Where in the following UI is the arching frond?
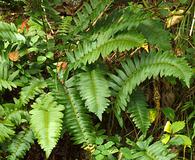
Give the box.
[30,93,64,158]
[110,53,192,126]
[68,32,146,69]
[7,129,34,160]
[77,70,110,120]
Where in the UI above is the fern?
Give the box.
[0,59,17,91]
[16,79,47,108]
[7,110,30,126]
[0,122,15,143]
[110,53,192,126]
[138,20,171,51]
[91,3,149,41]
[0,21,25,42]
[72,0,113,35]
[58,16,72,35]
[144,142,176,160]
[122,137,176,160]
[7,129,34,160]
[30,93,64,158]
[77,69,110,120]
[68,31,146,69]
[127,91,151,134]
[47,78,96,145]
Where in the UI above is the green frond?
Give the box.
[127,91,151,134]
[0,21,25,42]
[144,142,176,160]
[0,59,17,91]
[91,3,149,40]
[30,93,64,158]
[7,129,34,160]
[138,20,171,51]
[122,137,176,160]
[0,122,15,143]
[68,32,146,69]
[0,79,17,91]
[17,79,47,107]
[72,0,113,34]
[58,16,72,35]
[77,70,110,120]
[110,53,192,126]
[47,78,96,145]
[0,59,9,80]
[7,110,30,126]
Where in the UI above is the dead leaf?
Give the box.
[57,61,68,72]
[8,51,20,62]
[18,19,30,33]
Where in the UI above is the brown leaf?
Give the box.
[57,61,68,72]
[8,51,20,62]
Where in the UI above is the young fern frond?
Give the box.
[127,91,151,134]
[16,79,47,108]
[77,70,110,120]
[47,78,96,145]
[0,21,25,42]
[110,53,192,126]
[30,93,64,158]
[7,129,34,160]
[68,32,146,69]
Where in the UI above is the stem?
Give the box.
[142,0,150,8]
[189,7,195,36]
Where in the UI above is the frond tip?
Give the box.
[128,91,151,134]
[77,70,110,120]
[30,93,64,158]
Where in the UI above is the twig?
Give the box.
[189,7,195,36]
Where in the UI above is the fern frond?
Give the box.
[7,110,30,126]
[127,91,151,134]
[0,122,15,143]
[72,0,113,34]
[144,142,176,160]
[7,129,34,160]
[91,3,149,41]
[17,79,47,107]
[0,59,17,91]
[47,78,96,145]
[68,32,146,69]
[58,16,72,35]
[0,79,17,91]
[138,20,171,51]
[77,70,110,120]
[110,53,192,126]
[0,21,25,42]
[30,93,64,158]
